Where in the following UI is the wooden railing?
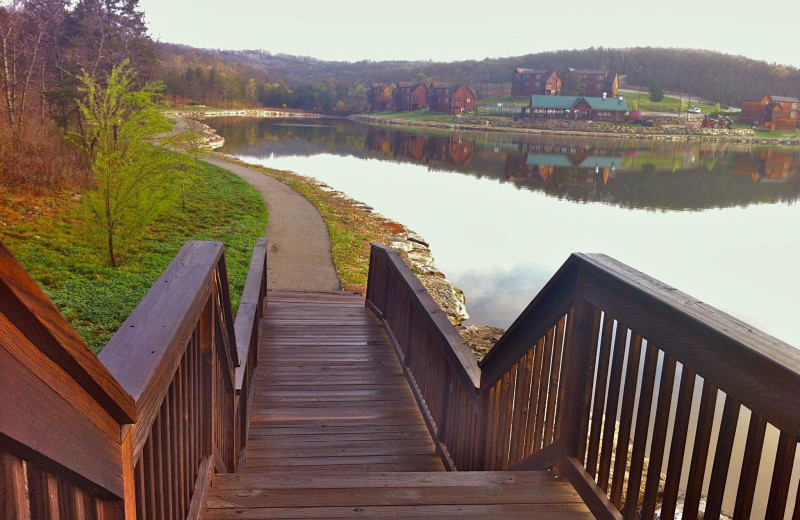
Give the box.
[1,238,267,520]
[367,243,800,520]
[366,244,481,470]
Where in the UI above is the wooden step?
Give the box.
[203,471,594,519]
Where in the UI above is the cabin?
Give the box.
[568,69,619,98]
[427,83,477,114]
[511,68,562,97]
[393,82,428,112]
[529,94,629,122]
[733,149,799,182]
[739,94,800,131]
[366,83,393,111]
[427,135,475,165]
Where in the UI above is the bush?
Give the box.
[0,120,89,191]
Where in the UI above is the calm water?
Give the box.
[212,117,800,348]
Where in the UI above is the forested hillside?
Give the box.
[0,0,156,191]
[160,44,800,110]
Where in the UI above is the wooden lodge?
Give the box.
[5,224,800,520]
[393,82,428,112]
[530,94,629,122]
[569,69,619,98]
[427,83,477,114]
[366,83,393,111]
[740,94,800,131]
[512,68,562,97]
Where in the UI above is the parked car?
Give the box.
[688,107,702,114]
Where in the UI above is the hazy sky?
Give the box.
[137,0,800,68]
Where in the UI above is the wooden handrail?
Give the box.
[232,237,267,471]
[366,244,480,470]
[1,240,135,517]
[367,245,800,519]
[1,239,267,520]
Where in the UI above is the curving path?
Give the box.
[203,156,341,293]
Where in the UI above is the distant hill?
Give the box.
[160,44,800,108]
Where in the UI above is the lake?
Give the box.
[211,117,800,349]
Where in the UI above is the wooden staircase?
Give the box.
[201,292,592,519]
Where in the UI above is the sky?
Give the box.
[137,0,800,68]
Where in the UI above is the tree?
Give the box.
[649,81,664,102]
[169,119,205,209]
[561,70,583,96]
[74,61,174,267]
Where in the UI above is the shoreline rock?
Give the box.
[349,114,800,146]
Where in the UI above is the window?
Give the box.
[597,74,604,80]
[536,82,541,87]
[793,103,798,109]
[791,112,797,119]
[597,83,603,89]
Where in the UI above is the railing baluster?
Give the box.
[586,314,614,476]
[660,367,697,520]
[765,431,797,518]
[543,315,567,447]
[622,341,659,518]
[508,351,534,463]
[533,327,556,451]
[610,333,642,508]
[640,355,677,519]
[598,324,628,492]
[704,395,741,519]
[682,380,718,520]
[733,413,767,519]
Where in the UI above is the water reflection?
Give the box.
[212,117,800,348]
[211,117,800,211]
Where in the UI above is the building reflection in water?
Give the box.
[213,118,800,211]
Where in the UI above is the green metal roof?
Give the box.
[530,95,628,111]
[530,95,581,109]
[585,97,629,111]
[526,154,575,167]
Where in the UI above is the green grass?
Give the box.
[372,110,457,123]
[621,90,720,114]
[1,159,267,353]
[478,96,530,107]
[752,128,800,138]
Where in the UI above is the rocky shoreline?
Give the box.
[350,113,800,146]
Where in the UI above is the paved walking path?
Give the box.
[203,156,341,293]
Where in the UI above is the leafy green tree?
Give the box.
[649,81,664,102]
[74,61,174,266]
[167,119,207,209]
[561,70,583,96]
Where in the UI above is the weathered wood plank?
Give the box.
[0,242,135,424]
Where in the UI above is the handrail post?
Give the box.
[475,388,491,470]
[557,273,598,465]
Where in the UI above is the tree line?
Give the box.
[0,0,156,189]
[172,45,800,108]
[159,44,368,112]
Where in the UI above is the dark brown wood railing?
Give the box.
[367,243,800,520]
[1,241,136,519]
[1,238,266,520]
[366,245,481,470]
